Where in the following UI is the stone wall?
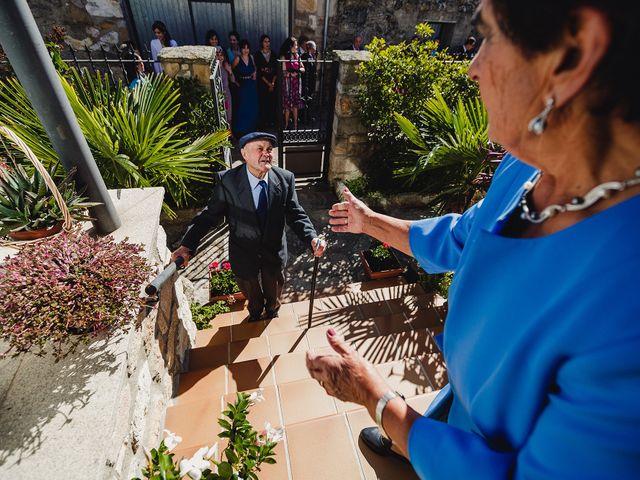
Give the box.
[25,0,128,52]
[294,0,479,53]
[327,50,372,185]
[0,188,197,480]
[158,46,216,89]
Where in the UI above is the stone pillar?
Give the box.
[158,45,216,89]
[328,50,372,186]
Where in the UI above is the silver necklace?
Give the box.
[519,168,640,223]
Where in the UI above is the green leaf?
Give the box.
[217,462,233,479]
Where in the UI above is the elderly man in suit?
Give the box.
[171,132,326,321]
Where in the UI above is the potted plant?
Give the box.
[135,390,282,480]
[0,231,151,358]
[0,158,97,240]
[208,261,246,304]
[360,241,404,280]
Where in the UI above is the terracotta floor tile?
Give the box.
[346,409,419,480]
[306,321,376,349]
[308,306,363,329]
[269,330,310,355]
[354,329,430,365]
[222,384,281,432]
[287,414,363,480]
[359,300,392,319]
[194,325,232,348]
[227,356,276,393]
[334,397,364,413]
[372,313,412,336]
[311,345,335,356]
[406,390,441,415]
[408,308,441,330]
[213,311,243,327]
[305,326,332,349]
[385,298,406,315]
[418,336,448,389]
[375,358,433,399]
[278,378,337,425]
[272,353,312,384]
[189,344,229,371]
[175,367,226,405]
[263,309,304,336]
[229,336,270,363]
[231,320,267,342]
[164,398,222,449]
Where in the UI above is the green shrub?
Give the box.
[394,87,498,213]
[356,23,480,191]
[420,272,454,299]
[343,176,369,198]
[0,71,229,217]
[190,302,230,330]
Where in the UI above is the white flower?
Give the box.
[163,429,183,451]
[248,388,265,404]
[203,442,219,461]
[179,446,210,480]
[143,447,153,462]
[262,421,285,443]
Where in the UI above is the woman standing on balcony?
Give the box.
[150,20,177,74]
[232,39,258,138]
[308,1,640,478]
[280,36,305,130]
[255,34,277,128]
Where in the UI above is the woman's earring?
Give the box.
[528,96,555,135]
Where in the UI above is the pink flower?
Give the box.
[383,243,390,249]
[222,262,231,270]
[209,261,219,271]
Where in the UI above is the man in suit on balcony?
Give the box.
[171,132,326,321]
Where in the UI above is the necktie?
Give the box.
[256,180,268,229]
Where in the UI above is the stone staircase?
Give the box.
[163,276,448,480]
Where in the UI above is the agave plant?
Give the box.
[0,158,96,235]
[394,87,500,213]
[0,69,229,217]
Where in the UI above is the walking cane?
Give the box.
[307,255,320,329]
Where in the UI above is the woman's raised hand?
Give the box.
[306,328,388,406]
[328,187,371,234]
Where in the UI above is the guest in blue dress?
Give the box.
[306,1,640,478]
[231,39,258,138]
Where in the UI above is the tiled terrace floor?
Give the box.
[164,277,448,479]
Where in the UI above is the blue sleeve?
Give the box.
[408,418,514,479]
[408,201,482,273]
[408,337,640,480]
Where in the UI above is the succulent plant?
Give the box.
[0,159,98,236]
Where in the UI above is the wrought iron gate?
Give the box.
[276,57,338,181]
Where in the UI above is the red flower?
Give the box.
[209,261,219,271]
[222,262,231,270]
[382,243,390,249]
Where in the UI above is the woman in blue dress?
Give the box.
[231,39,258,138]
[306,0,640,479]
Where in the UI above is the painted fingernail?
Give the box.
[327,328,336,337]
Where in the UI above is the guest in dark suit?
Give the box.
[451,36,477,60]
[171,132,326,321]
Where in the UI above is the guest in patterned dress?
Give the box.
[280,36,305,130]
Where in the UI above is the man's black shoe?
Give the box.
[359,427,409,464]
[247,312,263,322]
[264,309,280,319]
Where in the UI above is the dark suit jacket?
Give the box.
[180,164,317,279]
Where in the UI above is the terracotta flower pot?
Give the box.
[209,290,247,304]
[8,221,63,241]
[360,249,404,280]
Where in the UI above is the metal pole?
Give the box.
[307,256,320,329]
[0,0,120,233]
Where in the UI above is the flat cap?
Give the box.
[238,132,277,149]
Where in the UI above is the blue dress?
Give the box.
[233,55,258,137]
[407,155,640,479]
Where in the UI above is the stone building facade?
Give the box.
[26,0,127,52]
[296,0,479,53]
[21,0,478,56]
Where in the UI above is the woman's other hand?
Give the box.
[306,328,388,406]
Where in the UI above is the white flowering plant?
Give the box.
[133,390,281,480]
